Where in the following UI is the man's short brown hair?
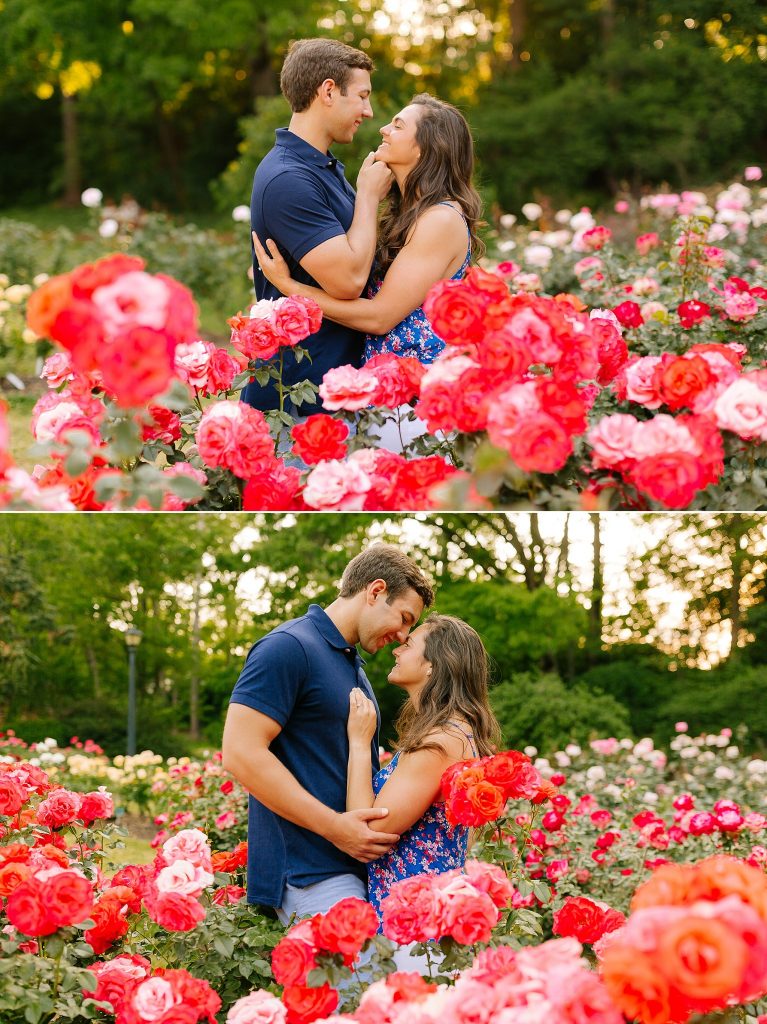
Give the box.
[280,38,374,113]
[339,544,434,607]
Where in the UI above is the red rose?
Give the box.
[484,751,541,800]
[242,462,303,512]
[70,254,146,298]
[142,404,182,444]
[145,891,206,931]
[591,319,629,385]
[552,896,626,944]
[630,451,707,508]
[99,326,176,408]
[271,920,318,986]
[50,302,105,374]
[423,279,488,344]
[291,414,349,464]
[655,355,714,411]
[85,897,130,954]
[6,879,57,936]
[282,984,338,1024]
[677,300,711,329]
[228,315,284,361]
[501,413,574,474]
[45,871,95,927]
[210,884,246,906]
[0,777,26,816]
[313,897,378,962]
[613,301,644,329]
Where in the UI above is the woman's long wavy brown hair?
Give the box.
[393,614,501,758]
[376,94,485,276]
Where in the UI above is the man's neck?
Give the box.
[323,597,359,646]
[288,113,332,156]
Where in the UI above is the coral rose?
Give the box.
[291,415,348,464]
[281,984,338,1024]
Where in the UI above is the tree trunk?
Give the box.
[61,92,81,206]
[155,108,186,207]
[189,573,201,741]
[589,513,603,651]
[85,644,101,699]
[249,26,277,102]
[507,0,527,69]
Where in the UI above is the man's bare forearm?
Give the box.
[225,745,339,837]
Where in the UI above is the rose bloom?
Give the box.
[635,233,661,256]
[713,376,767,440]
[582,225,612,251]
[36,788,82,827]
[318,364,379,411]
[613,300,644,329]
[313,897,378,962]
[291,414,348,464]
[631,452,708,508]
[99,325,176,408]
[724,292,759,322]
[196,402,274,480]
[655,354,715,411]
[242,461,303,512]
[145,890,206,932]
[162,828,212,870]
[79,789,114,824]
[155,859,214,898]
[281,984,338,1024]
[588,414,640,468]
[381,874,444,944]
[552,896,626,944]
[677,299,711,329]
[227,990,287,1024]
[302,458,372,511]
[436,875,499,944]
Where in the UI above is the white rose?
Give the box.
[521,202,542,221]
[81,187,103,208]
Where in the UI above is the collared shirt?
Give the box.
[242,129,367,413]
[230,604,380,907]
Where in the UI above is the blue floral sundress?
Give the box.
[363,203,471,366]
[367,722,477,926]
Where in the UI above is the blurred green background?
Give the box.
[1,0,765,218]
[2,511,766,758]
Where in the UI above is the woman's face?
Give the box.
[388,623,432,689]
[375,104,423,173]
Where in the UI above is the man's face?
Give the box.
[357,584,424,655]
[329,69,373,144]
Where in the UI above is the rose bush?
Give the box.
[3,169,767,511]
[2,724,767,1023]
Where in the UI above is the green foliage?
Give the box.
[661,664,767,750]
[491,671,632,751]
[576,645,673,740]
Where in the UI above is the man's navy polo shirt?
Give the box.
[241,129,367,413]
[230,604,381,908]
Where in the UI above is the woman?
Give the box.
[345,613,500,925]
[253,94,484,366]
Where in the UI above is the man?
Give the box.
[222,544,434,924]
[242,38,392,414]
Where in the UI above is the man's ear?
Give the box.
[367,579,388,604]
[318,78,337,106]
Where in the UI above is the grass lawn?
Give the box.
[4,390,39,472]
[106,832,155,870]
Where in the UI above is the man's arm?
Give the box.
[221,702,399,862]
[299,155,392,300]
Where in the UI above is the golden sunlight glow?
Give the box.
[35,82,55,100]
[122,20,134,34]
[60,61,102,97]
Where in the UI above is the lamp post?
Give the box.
[125,627,143,756]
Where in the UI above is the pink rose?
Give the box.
[155,859,214,898]
[724,293,759,322]
[227,990,288,1024]
[624,356,664,408]
[714,377,767,440]
[132,977,175,1021]
[79,789,114,824]
[91,271,170,334]
[318,365,379,411]
[40,352,76,387]
[745,166,763,181]
[36,789,82,828]
[587,414,640,468]
[303,459,372,511]
[175,340,215,389]
[196,402,274,480]
[630,415,698,459]
[162,828,212,870]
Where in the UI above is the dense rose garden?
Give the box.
[0,168,766,511]
[1,724,766,1023]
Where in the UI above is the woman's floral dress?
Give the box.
[367,723,477,926]
[363,205,471,365]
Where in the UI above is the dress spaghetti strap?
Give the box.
[445,719,478,758]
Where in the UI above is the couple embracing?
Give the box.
[222,545,500,945]
[241,37,483,431]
